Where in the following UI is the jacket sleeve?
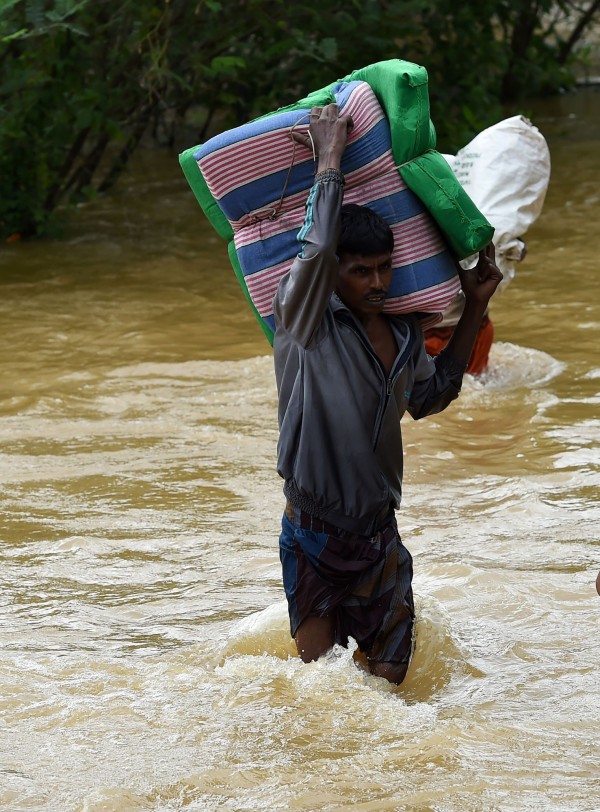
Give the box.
[273,176,343,348]
[406,326,467,420]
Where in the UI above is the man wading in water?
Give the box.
[274,104,502,685]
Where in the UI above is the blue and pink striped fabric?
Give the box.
[194,81,460,331]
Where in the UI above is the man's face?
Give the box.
[336,252,393,320]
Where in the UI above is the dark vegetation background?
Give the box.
[1,0,599,239]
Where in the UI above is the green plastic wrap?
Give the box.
[343,61,494,256]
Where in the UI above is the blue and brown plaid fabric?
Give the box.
[279,502,414,665]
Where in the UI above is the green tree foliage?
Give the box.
[1,0,599,239]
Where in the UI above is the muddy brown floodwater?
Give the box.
[1,88,599,811]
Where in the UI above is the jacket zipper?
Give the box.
[340,317,412,449]
[373,365,402,449]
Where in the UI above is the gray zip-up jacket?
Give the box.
[273,175,467,536]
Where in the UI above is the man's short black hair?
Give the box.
[337,203,394,258]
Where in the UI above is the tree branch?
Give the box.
[557,0,600,64]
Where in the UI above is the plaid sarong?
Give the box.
[279,502,414,665]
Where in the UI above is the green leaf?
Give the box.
[1,26,28,42]
[210,55,246,75]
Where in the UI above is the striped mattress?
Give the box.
[190,80,462,337]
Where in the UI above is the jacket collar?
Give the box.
[330,292,413,361]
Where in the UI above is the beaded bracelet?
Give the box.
[314,168,345,185]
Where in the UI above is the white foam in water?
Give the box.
[219,595,478,702]
[467,341,565,390]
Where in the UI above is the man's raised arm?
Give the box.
[273,105,353,347]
